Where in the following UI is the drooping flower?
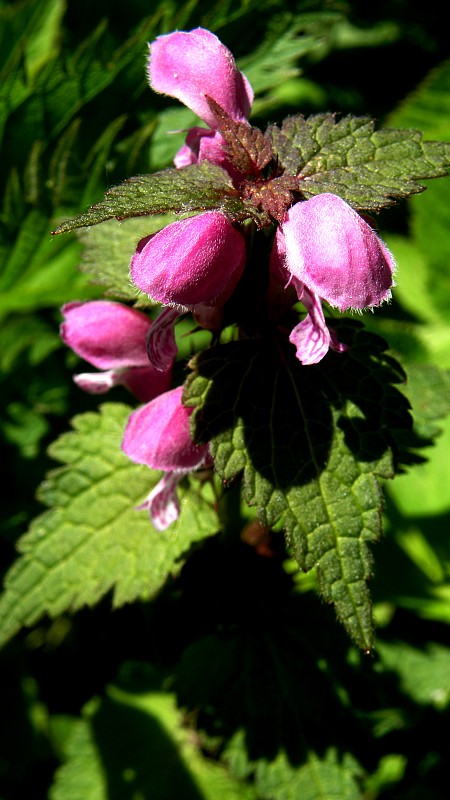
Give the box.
[60,301,173,401]
[271,193,395,365]
[131,211,246,307]
[131,211,247,369]
[148,27,253,171]
[149,27,253,128]
[122,386,212,530]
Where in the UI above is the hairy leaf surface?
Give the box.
[268,114,450,209]
[0,403,218,648]
[52,163,249,234]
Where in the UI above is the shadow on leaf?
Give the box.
[185,320,421,490]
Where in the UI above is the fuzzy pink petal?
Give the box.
[174,128,241,180]
[131,212,246,308]
[61,301,151,368]
[149,28,253,128]
[145,306,182,372]
[282,194,395,311]
[138,472,182,531]
[289,287,347,366]
[122,386,210,471]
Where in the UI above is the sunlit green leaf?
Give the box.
[0,403,218,647]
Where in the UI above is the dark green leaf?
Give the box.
[183,323,413,649]
[50,677,257,800]
[52,163,249,234]
[268,114,450,210]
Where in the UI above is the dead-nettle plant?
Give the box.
[47,29,450,649]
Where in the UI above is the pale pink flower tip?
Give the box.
[60,300,173,402]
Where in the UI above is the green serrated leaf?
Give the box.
[0,403,218,648]
[183,324,412,649]
[253,748,363,800]
[52,163,248,234]
[224,733,363,800]
[268,114,450,210]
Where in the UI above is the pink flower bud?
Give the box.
[122,386,212,530]
[173,128,241,181]
[122,386,209,472]
[60,301,173,402]
[281,194,395,312]
[130,212,246,308]
[60,301,151,369]
[149,28,253,129]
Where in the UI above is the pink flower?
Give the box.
[122,386,212,530]
[149,27,253,128]
[148,27,253,171]
[130,212,246,370]
[131,211,246,307]
[60,301,173,402]
[271,194,395,365]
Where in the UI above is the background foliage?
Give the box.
[1,0,449,797]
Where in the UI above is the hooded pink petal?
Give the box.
[289,287,347,365]
[145,306,182,372]
[60,301,151,369]
[130,211,246,308]
[122,386,210,471]
[173,128,241,180]
[149,28,253,129]
[270,229,347,365]
[282,194,395,311]
[137,473,182,531]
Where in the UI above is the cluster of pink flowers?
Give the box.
[61,28,395,530]
[61,301,210,530]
